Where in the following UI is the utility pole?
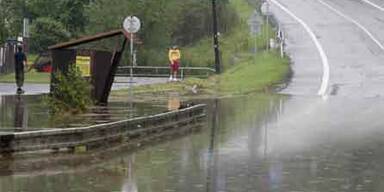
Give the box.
[22,0,30,53]
[212,0,221,74]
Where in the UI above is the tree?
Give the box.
[0,0,25,43]
[30,17,70,53]
[85,0,236,66]
[26,0,90,35]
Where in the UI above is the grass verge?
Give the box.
[0,70,50,84]
[111,0,290,100]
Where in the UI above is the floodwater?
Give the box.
[2,94,384,191]
[0,95,166,130]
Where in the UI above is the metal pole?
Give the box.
[266,2,269,50]
[130,33,134,83]
[212,0,221,74]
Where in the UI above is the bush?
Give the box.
[48,64,92,114]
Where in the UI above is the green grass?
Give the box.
[0,53,50,83]
[112,0,290,99]
[219,51,289,94]
[0,70,50,84]
[182,0,275,71]
[112,51,289,98]
[27,54,38,64]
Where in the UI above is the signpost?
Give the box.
[261,1,270,50]
[123,16,141,83]
[123,16,141,114]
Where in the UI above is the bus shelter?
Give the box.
[48,29,140,104]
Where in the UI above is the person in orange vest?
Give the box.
[168,46,181,81]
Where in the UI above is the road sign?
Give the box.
[261,2,270,15]
[123,16,141,34]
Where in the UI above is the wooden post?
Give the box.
[99,37,128,104]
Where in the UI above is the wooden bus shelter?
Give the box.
[48,29,140,105]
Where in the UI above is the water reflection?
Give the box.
[0,95,166,130]
[167,92,181,111]
[13,95,27,129]
[121,155,138,192]
[3,95,384,191]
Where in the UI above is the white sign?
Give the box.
[123,16,141,33]
[261,2,270,15]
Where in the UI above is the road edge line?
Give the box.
[318,0,384,51]
[361,0,384,12]
[269,0,330,96]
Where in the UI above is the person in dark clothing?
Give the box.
[14,46,27,94]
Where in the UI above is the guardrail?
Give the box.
[0,104,207,154]
[116,66,216,79]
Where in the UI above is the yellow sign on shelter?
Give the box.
[76,56,91,77]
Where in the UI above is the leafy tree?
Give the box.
[30,17,70,53]
[26,0,90,35]
[0,0,25,43]
[85,0,237,66]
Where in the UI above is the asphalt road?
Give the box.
[268,0,384,144]
[0,77,167,96]
[3,2,384,191]
[267,0,384,152]
[258,0,384,190]
[271,0,384,97]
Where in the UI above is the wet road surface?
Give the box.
[2,96,384,191]
[271,0,384,97]
[2,1,384,191]
[0,94,167,130]
[0,77,168,96]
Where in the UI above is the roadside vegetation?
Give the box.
[0,70,50,83]
[0,54,49,83]
[112,0,290,100]
[47,65,92,114]
[1,0,290,105]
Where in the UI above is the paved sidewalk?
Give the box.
[0,83,49,96]
[0,77,168,96]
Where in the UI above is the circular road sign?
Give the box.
[261,2,270,15]
[123,16,141,33]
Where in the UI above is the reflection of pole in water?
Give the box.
[263,119,268,159]
[206,98,220,192]
[128,81,134,119]
[121,154,138,192]
[14,95,27,129]
[167,92,180,111]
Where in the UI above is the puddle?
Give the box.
[2,94,384,191]
[0,94,167,130]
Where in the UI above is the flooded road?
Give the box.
[3,0,384,191]
[0,95,166,130]
[2,95,384,191]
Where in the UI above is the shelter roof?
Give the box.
[48,29,141,50]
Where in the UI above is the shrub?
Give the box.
[48,64,92,114]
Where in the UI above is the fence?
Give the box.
[116,66,216,79]
[0,43,17,74]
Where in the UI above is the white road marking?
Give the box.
[361,0,384,12]
[269,0,330,96]
[318,0,384,51]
